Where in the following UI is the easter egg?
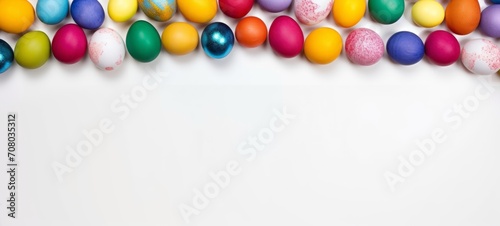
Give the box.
[52,24,87,64]
[368,0,404,24]
[0,40,14,74]
[235,16,267,48]
[269,16,304,58]
[219,0,253,19]
[201,22,235,59]
[345,28,384,66]
[71,0,105,30]
[492,0,500,3]
[36,0,69,25]
[258,0,292,12]
[333,0,365,28]
[178,0,217,23]
[138,0,175,22]
[480,5,500,38]
[0,0,35,34]
[162,22,199,55]
[126,20,162,62]
[424,30,460,66]
[411,0,444,28]
[445,0,480,35]
[461,39,500,75]
[108,0,137,22]
[386,31,424,65]
[14,31,51,69]
[89,28,125,71]
[295,0,333,25]
[304,27,342,64]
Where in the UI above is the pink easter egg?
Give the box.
[425,30,460,66]
[345,28,384,66]
[268,16,304,58]
[52,24,87,64]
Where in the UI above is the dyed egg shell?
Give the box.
[424,30,460,66]
[480,5,500,38]
[220,0,253,19]
[126,20,161,62]
[333,0,365,28]
[138,0,175,22]
[0,40,14,74]
[108,0,137,22]
[445,0,480,35]
[178,0,217,23]
[235,16,267,48]
[304,27,342,64]
[269,16,304,58]
[386,31,424,65]
[52,24,87,64]
[411,0,444,28]
[89,28,125,71]
[201,22,235,59]
[368,0,404,24]
[258,0,292,12]
[461,39,500,75]
[0,0,35,34]
[71,0,105,30]
[161,22,199,55]
[295,0,333,25]
[14,31,51,69]
[36,0,69,25]
[345,28,384,66]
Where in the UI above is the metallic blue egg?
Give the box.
[0,39,14,74]
[201,22,235,59]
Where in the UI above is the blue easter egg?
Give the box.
[36,0,69,25]
[71,0,105,30]
[0,39,14,74]
[491,0,500,4]
[201,22,235,59]
[387,31,424,65]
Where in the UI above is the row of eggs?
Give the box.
[1,17,499,75]
[1,0,500,37]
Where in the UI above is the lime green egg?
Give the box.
[14,31,51,69]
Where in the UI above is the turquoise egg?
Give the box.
[36,0,69,25]
[0,39,14,74]
[138,0,176,22]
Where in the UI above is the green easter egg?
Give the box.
[368,0,405,24]
[14,31,51,69]
[126,20,162,62]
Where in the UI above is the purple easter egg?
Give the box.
[258,0,292,12]
[480,5,500,38]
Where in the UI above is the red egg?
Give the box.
[269,16,304,58]
[219,0,254,19]
[425,30,460,66]
[52,24,87,64]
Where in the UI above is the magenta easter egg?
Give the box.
[345,28,384,66]
[424,30,460,66]
[269,16,304,58]
[219,0,254,18]
[52,24,87,64]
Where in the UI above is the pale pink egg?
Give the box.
[461,39,500,75]
[294,0,333,25]
[89,27,125,71]
[345,28,384,66]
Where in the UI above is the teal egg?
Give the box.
[0,39,14,74]
[36,0,69,25]
[138,0,176,22]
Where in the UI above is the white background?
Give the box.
[1,0,500,225]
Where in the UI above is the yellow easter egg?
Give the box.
[304,27,343,64]
[412,0,444,28]
[162,22,199,55]
[0,0,35,34]
[178,0,218,23]
[333,0,366,28]
[108,0,138,22]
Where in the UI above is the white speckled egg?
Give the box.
[461,38,500,75]
[294,0,333,25]
[89,28,125,71]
